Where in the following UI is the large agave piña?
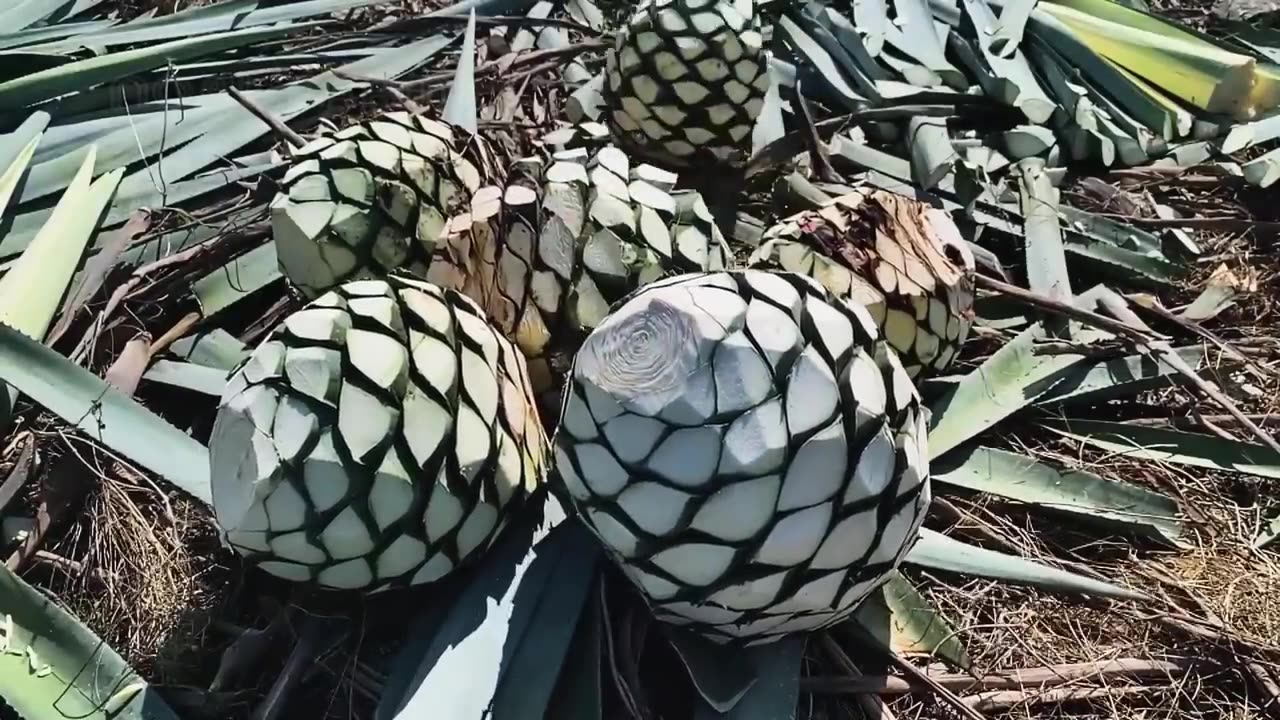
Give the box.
[270,110,500,299]
[553,270,929,643]
[603,0,770,169]
[748,191,976,380]
[208,275,547,591]
[428,125,732,394]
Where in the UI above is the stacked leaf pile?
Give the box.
[0,1,1278,719]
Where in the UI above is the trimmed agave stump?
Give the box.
[208,276,547,592]
[552,270,930,644]
[750,191,977,380]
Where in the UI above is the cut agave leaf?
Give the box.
[927,318,1108,458]
[1044,419,1280,481]
[0,323,211,504]
[441,9,478,133]
[167,328,249,371]
[487,523,602,720]
[377,495,599,720]
[853,571,971,669]
[666,626,758,712]
[933,445,1185,545]
[906,529,1147,600]
[1035,346,1201,405]
[0,112,48,213]
[191,241,281,319]
[1015,157,1072,306]
[0,562,181,720]
[141,359,229,397]
[693,636,805,720]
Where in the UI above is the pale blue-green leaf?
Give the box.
[933,445,1184,545]
[442,10,478,133]
[0,20,116,51]
[1044,419,1280,481]
[0,24,316,109]
[666,627,757,712]
[192,241,281,319]
[0,0,77,32]
[5,36,448,255]
[168,328,249,371]
[488,522,602,719]
[853,571,970,668]
[377,495,592,720]
[1034,346,1200,406]
[1016,157,1072,305]
[0,323,210,504]
[0,561,182,720]
[0,111,48,176]
[542,588,602,720]
[23,0,387,52]
[142,359,228,396]
[926,321,1107,459]
[693,637,804,720]
[905,529,1146,600]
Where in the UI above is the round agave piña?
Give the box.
[748,190,976,379]
[270,111,497,299]
[208,275,547,591]
[552,270,930,643]
[428,124,732,394]
[604,0,770,169]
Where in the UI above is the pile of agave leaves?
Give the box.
[2,0,1280,718]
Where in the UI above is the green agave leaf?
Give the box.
[0,23,315,110]
[926,320,1107,459]
[441,10,478,133]
[0,562,180,720]
[0,0,79,32]
[905,529,1147,600]
[666,626,758,713]
[693,636,804,720]
[0,112,47,213]
[853,571,971,668]
[167,328,249,371]
[377,496,600,720]
[0,323,211,504]
[141,360,228,397]
[542,588,602,720]
[1043,418,1280,481]
[488,522,603,719]
[933,445,1184,545]
[1034,346,1201,405]
[192,241,281,319]
[1016,157,1073,307]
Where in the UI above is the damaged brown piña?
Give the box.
[748,191,977,380]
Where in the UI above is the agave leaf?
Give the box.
[543,589,603,720]
[487,523,603,719]
[0,323,211,504]
[693,637,805,720]
[906,529,1147,600]
[956,0,1055,122]
[666,627,757,712]
[167,328,249,371]
[5,36,449,259]
[378,496,600,720]
[442,9,478,133]
[0,562,181,720]
[926,318,1107,458]
[934,445,1184,544]
[1253,514,1280,549]
[790,3,882,100]
[1035,346,1200,405]
[0,0,81,32]
[0,112,47,213]
[21,0,386,52]
[906,116,958,189]
[1015,157,1072,305]
[750,64,787,160]
[778,15,868,110]
[853,571,971,668]
[0,150,121,341]
[885,0,966,87]
[0,24,315,110]
[141,360,228,397]
[192,241,282,319]
[1044,419,1280,481]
